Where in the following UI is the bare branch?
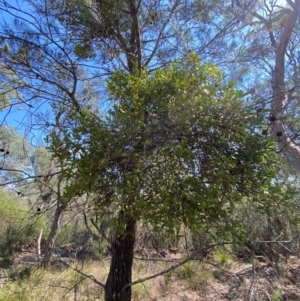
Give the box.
[58,259,105,288]
[0,168,61,186]
[121,256,196,293]
[144,0,181,67]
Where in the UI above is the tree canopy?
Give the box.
[51,55,285,236]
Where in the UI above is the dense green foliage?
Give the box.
[50,55,288,238]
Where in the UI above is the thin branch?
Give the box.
[82,209,101,241]
[144,0,181,66]
[121,256,196,293]
[58,259,105,288]
[255,234,300,244]
[0,169,61,186]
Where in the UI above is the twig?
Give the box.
[58,259,105,288]
[121,256,195,293]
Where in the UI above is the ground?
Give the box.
[1,251,300,301]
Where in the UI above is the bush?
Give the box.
[213,248,233,268]
[233,202,297,263]
[0,190,45,267]
[56,223,89,246]
[132,283,148,300]
[175,261,212,292]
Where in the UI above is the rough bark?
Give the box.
[271,0,300,171]
[105,216,136,301]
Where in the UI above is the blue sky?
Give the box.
[0,0,31,135]
[0,0,291,145]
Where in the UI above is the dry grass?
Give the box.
[0,254,300,301]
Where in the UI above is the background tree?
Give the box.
[0,127,48,265]
[0,125,77,267]
[0,188,46,268]
[0,126,33,191]
[212,0,300,170]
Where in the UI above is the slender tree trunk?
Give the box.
[41,157,67,268]
[41,204,66,268]
[105,216,136,301]
[271,0,300,171]
[37,228,43,262]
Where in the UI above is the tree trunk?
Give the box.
[41,204,66,268]
[37,228,43,263]
[271,0,300,171]
[105,216,136,301]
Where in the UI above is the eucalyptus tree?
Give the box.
[0,188,46,267]
[0,126,60,260]
[0,126,32,189]
[54,0,260,71]
[0,68,17,110]
[0,127,50,262]
[0,0,102,266]
[263,0,300,171]
[216,0,300,171]
[0,126,84,267]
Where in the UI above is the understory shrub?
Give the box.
[0,190,45,267]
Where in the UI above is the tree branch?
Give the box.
[145,0,181,67]
[127,0,142,71]
[58,259,105,288]
[120,256,197,293]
